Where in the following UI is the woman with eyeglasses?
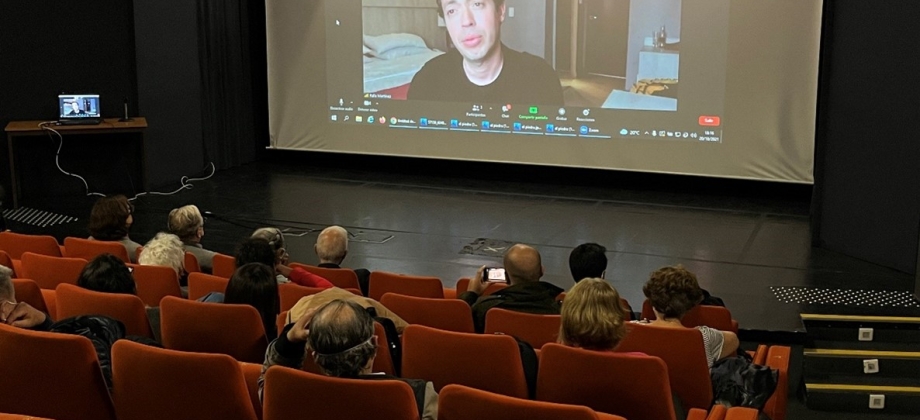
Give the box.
[88,195,143,263]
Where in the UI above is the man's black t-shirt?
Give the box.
[408,45,564,105]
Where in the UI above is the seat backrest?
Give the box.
[128,263,182,307]
[0,324,116,420]
[238,362,264,420]
[368,271,444,301]
[537,343,677,420]
[55,283,153,338]
[439,384,623,420]
[641,299,737,332]
[11,279,48,313]
[184,251,202,273]
[0,231,62,259]
[263,366,419,420]
[278,283,325,312]
[20,252,87,289]
[212,253,236,278]
[63,237,131,263]
[484,307,562,349]
[380,292,475,333]
[402,324,528,398]
[291,263,362,290]
[0,250,14,274]
[454,277,508,296]
[614,323,713,411]
[160,296,268,363]
[111,340,258,420]
[187,272,229,300]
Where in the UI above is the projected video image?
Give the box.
[361,0,682,111]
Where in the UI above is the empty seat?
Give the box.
[0,250,15,276]
[20,252,87,289]
[55,283,153,338]
[291,263,362,290]
[128,263,182,307]
[63,236,131,263]
[187,272,229,300]
[111,340,259,420]
[439,384,626,420]
[0,323,116,420]
[0,231,62,259]
[160,296,267,363]
[484,307,561,349]
[402,324,528,398]
[263,366,419,420]
[212,253,236,278]
[368,271,445,301]
[380,293,475,333]
[11,279,48,313]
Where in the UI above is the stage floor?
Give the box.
[21,160,918,335]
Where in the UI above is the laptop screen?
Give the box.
[59,95,101,119]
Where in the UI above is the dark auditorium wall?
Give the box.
[812,0,920,275]
[133,0,206,187]
[0,0,138,197]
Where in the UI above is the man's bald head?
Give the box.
[307,299,377,377]
[315,226,349,264]
[503,244,543,285]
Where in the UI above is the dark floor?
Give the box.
[8,159,920,419]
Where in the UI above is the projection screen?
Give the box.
[266,0,823,183]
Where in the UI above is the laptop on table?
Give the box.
[58,94,102,125]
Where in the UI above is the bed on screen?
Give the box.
[363,33,444,100]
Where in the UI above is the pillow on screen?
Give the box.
[363,44,372,55]
[375,46,432,60]
[364,33,428,55]
[364,55,375,64]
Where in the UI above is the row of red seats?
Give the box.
[0,322,763,420]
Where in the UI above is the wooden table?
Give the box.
[4,118,148,209]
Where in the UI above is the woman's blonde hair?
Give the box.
[558,278,628,351]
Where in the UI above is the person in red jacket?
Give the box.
[236,235,333,288]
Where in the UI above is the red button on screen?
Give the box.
[699,116,721,126]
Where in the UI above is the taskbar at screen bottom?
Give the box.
[327,108,723,144]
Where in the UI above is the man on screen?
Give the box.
[408,0,563,105]
[67,100,89,116]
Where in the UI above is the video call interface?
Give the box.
[326,0,729,143]
[59,95,101,119]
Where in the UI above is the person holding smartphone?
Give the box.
[459,244,563,333]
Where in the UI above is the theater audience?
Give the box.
[568,243,634,317]
[259,300,437,420]
[167,204,216,273]
[315,225,371,295]
[0,265,51,330]
[558,278,628,351]
[88,195,142,263]
[225,263,281,340]
[236,237,333,288]
[461,244,563,333]
[642,265,739,367]
[139,232,187,286]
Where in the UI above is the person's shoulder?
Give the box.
[416,49,460,74]
[505,47,553,69]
